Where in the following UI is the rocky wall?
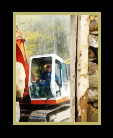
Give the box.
[87,15,98,122]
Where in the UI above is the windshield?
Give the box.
[30,57,54,99]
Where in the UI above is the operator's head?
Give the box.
[46,65,51,72]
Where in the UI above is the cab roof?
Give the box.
[30,54,65,63]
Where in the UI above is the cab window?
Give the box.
[62,63,68,83]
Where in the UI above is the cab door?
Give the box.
[61,62,69,97]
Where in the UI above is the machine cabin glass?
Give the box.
[30,57,54,99]
[55,59,62,97]
[62,63,68,83]
[62,62,68,95]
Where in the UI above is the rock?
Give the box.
[88,61,98,68]
[87,103,98,122]
[89,31,98,35]
[88,49,95,58]
[89,70,98,88]
[88,46,98,58]
[88,62,98,75]
[91,59,98,65]
[87,88,98,102]
[89,34,98,48]
[89,15,98,22]
[16,62,26,100]
[16,102,20,122]
[89,16,98,32]
[92,100,98,109]
[88,58,97,62]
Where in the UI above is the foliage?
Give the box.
[16,15,70,60]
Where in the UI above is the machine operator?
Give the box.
[39,65,59,97]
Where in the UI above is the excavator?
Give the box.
[16,29,70,122]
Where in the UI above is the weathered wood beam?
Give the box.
[70,15,77,122]
[77,15,89,122]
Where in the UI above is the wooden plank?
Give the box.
[70,15,78,122]
[77,15,89,122]
[80,91,87,122]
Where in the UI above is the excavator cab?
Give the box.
[29,54,70,105]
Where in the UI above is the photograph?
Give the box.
[14,12,101,125]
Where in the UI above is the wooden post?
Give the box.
[70,15,77,122]
[77,15,89,122]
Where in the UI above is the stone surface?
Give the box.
[92,100,98,108]
[88,61,98,67]
[87,88,98,102]
[89,70,98,88]
[16,102,20,122]
[89,34,98,48]
[88,62,98,75]
[88,46,98,58]
[87,15,98,122]
[89,16,98,32]
[16,62,26,99]
[88,58,97,62]
[88,49,95,58]
[87,103,98,122]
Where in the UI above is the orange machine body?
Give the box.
[16,30,29,98]
[16,30,70,105]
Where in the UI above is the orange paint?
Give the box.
[30,97,70,105]
[16,30,30,95]
[56,97,70,104]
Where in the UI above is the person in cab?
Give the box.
[39,65,59,97]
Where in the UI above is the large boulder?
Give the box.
[16,62,26,100]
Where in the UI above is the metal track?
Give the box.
[20,101,70,122]
[28,104,70,122]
